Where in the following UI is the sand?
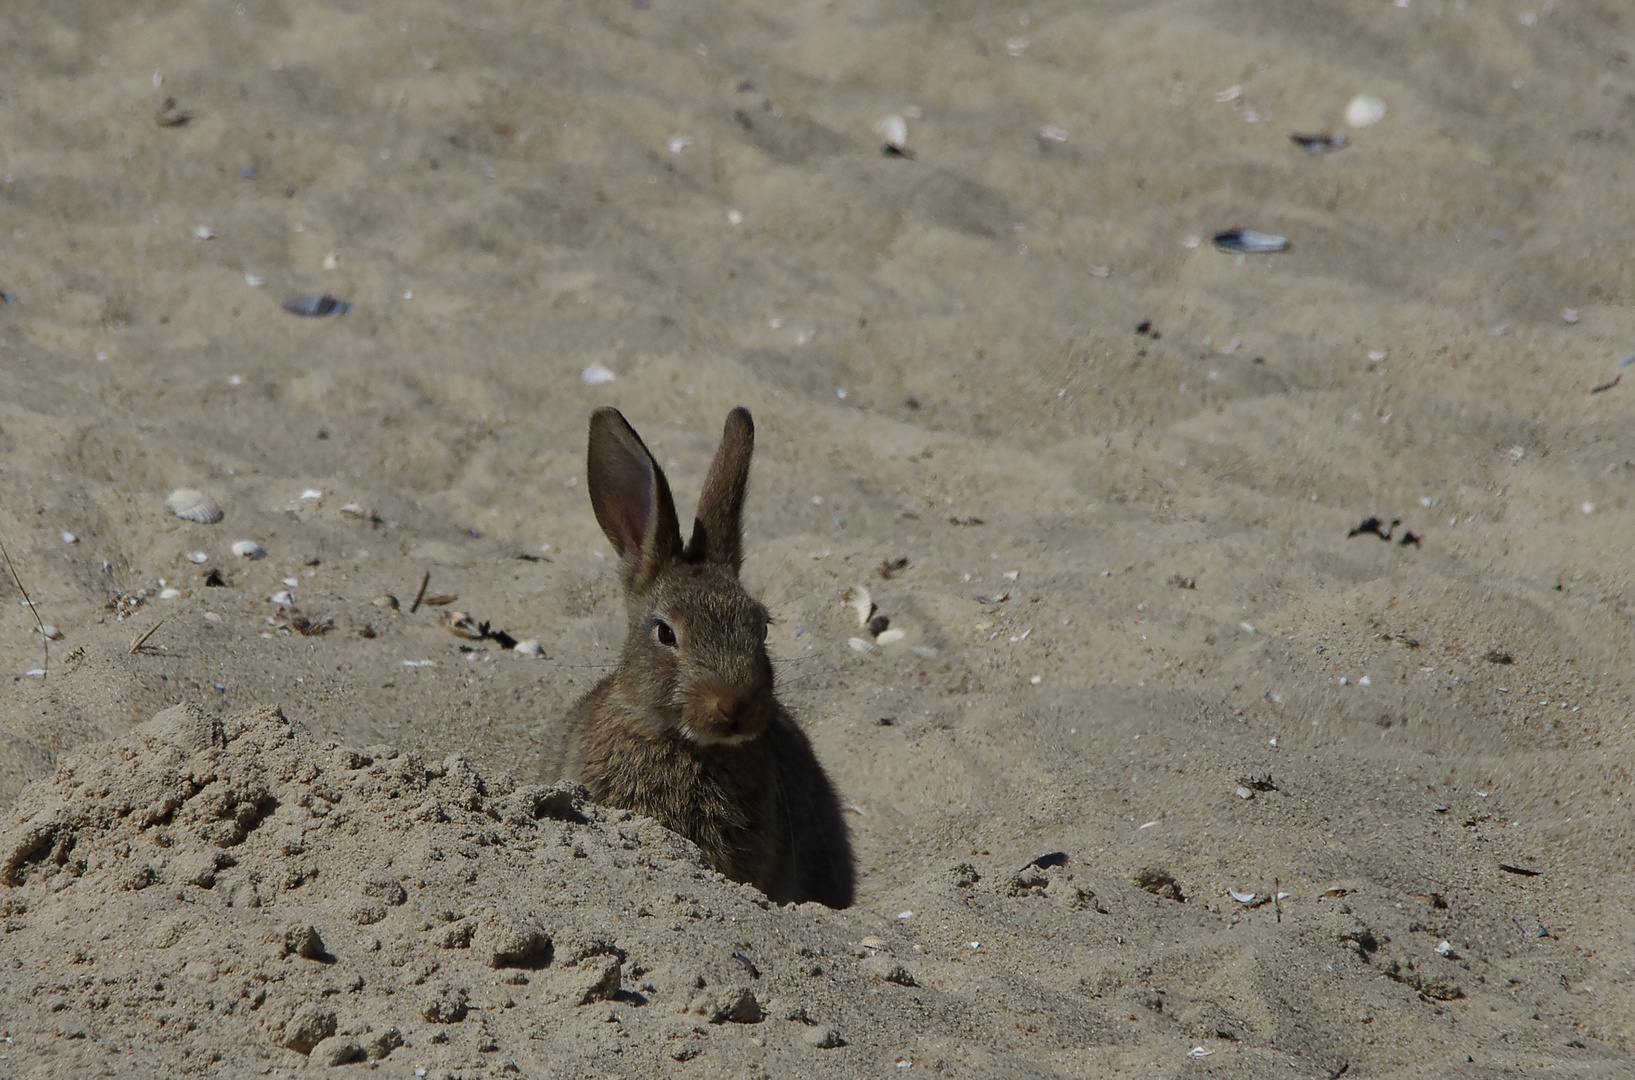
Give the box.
[3,0,1634,1076]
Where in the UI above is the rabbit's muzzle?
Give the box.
[681,683,768,744]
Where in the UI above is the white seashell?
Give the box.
[159,588,182,600]
[300,488,322,500]
[1003,570,1019,581]
[581,363,616,386]
[37,624,62,640]
[848,636,876,654]
[909,645,939,659]
[193,225,216,240]
[1228,889,1256,904]
[1562,308,1579,324]
[282,577,299,587]
[667,135,693,154]
[187,551,208,564]
[842,585,874,626]
[61,531,78,544]
[513,639,546,658]
[204,612,223,623]
[270,590,295,605]
[1435,940,1453,956]
[874,628,906,645]
[166,488,224,524]
[244,273,263,287]
[1236,786,1255,800]
[341,503,368,518]
[877,114,908,149]
[232,540,266,559]
[1345,95,1387,128]
[1029,675,1042,685]
[402,659,436,668]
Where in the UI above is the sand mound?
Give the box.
[6,704,1626,1078]
[1,704,886,1075]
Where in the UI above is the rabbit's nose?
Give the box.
[710,687,765,739]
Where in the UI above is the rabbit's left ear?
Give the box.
[587,407,683,592]
[685,407,754,574]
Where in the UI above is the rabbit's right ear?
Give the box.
[684,407,754,573]
[587,407,683,591]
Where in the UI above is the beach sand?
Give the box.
[2,0,1633,1075]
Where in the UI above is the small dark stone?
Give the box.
[868,614,890,636]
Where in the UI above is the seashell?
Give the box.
[1213,228,1287,254]
[244,273,263,287]
[1290,132,1347,155]
[1345,95,1386,128]
[166,488,224,524]
[187,551,209,564]
[1227,889,1256,904]
[159,588,182,600]
[282,577,299,587]
[847,636,876,654]
[842,585,874,627]
[513,638,546,658]
[193,225,216,240]
[875,628,905,645]
[282,294,352,317]
[909,645,939,659]
[299,488,322,500]
[581,363,616,386]
[61,531,78,545]
[231,540,266,559]
[37,624,62,640]
[340,503,368,518]
[270,590,296,605]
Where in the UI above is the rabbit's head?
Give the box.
[586,406,774,745]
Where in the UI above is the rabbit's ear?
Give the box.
[587,407,683,590]
[685,407,754,573]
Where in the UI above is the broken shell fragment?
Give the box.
[166,489,224,524]
[513,638,546,658]
[231,540,266,560]
[581,363,616,386]
[1213,229,1288,254]
[875,628,906,645]
[443,611,484,639]
[282,294,352,317]
[187,551,209,564]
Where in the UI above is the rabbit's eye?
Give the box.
[652,618,678,648]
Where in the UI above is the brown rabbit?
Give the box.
[555,406,854,909]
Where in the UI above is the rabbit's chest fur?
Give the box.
[571,690,787,894]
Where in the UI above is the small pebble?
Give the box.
[1290,132,1347,154]
[60,531,77,545]
[1029,675,1042,685]
[1562,308,1579,324]
[193,225,216,240]
[270,590,295,605]
[1236,786,1254,800]
[1345,95,1387,127]
[582,363,616,386]
[282,294,351,317]
[159,588,182,600]
[187,551,209,564]
[513,639,546,658]
[803,1025,844,1049]
[231,540,266,560]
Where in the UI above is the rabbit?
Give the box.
[555,405,854,909]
